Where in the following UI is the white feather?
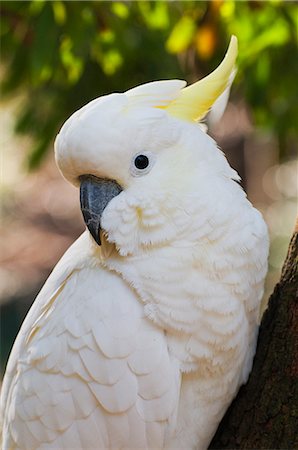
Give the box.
[1,71,269,450]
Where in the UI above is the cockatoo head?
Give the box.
[55,37,239,256]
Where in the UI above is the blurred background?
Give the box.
[1,0,297,375]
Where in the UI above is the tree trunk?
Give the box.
[209,221,298,449]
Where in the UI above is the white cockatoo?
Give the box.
[1,36,269,450]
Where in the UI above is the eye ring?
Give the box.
[130,151,155,177]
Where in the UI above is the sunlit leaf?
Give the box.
[60,36,84,84]
[111,2,129,19]
[29,0,45,16]
[220,1,235,20]
[166,16,195,53]
[138,1,169,30]
[102,49,123,75]
[100,29,115,44]
[40,65,52,82]
[241,19,290,61]
[52,1,66,25]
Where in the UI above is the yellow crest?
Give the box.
[164,36,238,122]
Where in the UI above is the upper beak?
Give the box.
[80,175,122,245]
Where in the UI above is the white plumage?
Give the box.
[1,37,269,449]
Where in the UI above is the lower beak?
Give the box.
[80,175,122,245]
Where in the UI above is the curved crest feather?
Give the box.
[164,36,238,122]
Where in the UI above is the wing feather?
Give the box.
[1,231,181,449]
[88,371,138,414]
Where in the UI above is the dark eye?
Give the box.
[130,151,155,177]
[134,154,149,170]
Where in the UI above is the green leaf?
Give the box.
[59,36,84,84]
[241,18,290,62]
[30,3,58,86]
[101,49,123,76]
[111,2,129,19]
[138,1,169,30]
[166,15,195,53]
[52,1,66,25]
[29,0,45,16]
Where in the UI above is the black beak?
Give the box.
[80,175,122,245]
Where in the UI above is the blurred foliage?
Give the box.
[0,0,297,168]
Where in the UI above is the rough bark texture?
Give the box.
[209,223,298,449]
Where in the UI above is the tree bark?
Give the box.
[209,221,298,449]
